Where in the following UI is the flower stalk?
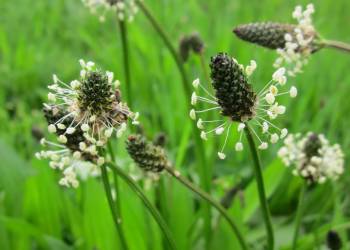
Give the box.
[117,16,133,108]
[107,161,177,250]
[163,164,248,250]
[292,182,307,250]
[100,163,129,250]
[244,124,274,250]
[321,39,350,53]
[135,0,212,245]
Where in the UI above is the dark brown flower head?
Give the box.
[210,53,257,122]
[126,134,170,172]
[233,22,320,53]
[327,230,342,250]
[234,22,295,50]
[303,133,322,159]
[43,106,96,161]
[78,70,115,116]
[179,32,205,62]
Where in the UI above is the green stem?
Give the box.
[163,165,248,250]
[117,18,133,108]
[135,1,212,246]
[321,39,350,53]
[244,124,274,250]
[199,53,211,87]
[292,182,307,250]
[100,164,129,250]
[135,0,191,97]
[107,162,177,250]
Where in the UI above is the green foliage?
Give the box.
[0,0,350,249]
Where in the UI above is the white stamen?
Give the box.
[258,142,268,150]
[215,127,225,135]
[235,142,243,151]
[48,124,57,133]
[218,152,226,160]
[290,86,298,98]
[192,78,200,88]
[190,109,196,120]
[58,135,67,144]
[191,92,197,105]
[200,131,207,140]
[238,123,246,132]
[197,119,204,129]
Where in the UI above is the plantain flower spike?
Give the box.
[190,53,297,159]
[234,4,319,76]
[36,60,139,187]
[126,134,170,172]
[82,0,138,22]
[278,132,344,184]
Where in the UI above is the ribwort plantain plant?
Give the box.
[234,4,350,76]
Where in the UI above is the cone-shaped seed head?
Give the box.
[327,230,342,250]
[78,70,114,115]
[179,33,204,62]
[210,53,257,122]
[234,22,295,49]
[303,133,322,158]
[126,134,169,172]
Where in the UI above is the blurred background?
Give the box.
[0,0,349,249]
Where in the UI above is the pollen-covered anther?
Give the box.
[278,132,344,184]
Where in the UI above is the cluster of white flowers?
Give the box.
[36,60,139,187]
[82,0,138,22]
[190,60,297,159]
[278,133,344,184]
[273,3,316,76]
[36,139,101,188]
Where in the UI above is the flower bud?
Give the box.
[126,134,170,172]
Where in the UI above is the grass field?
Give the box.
[0,0,350,249]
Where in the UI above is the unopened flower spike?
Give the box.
[278,132,344,184]
[36,59,138,187]
[179,32,205,62]
[126,134,170,173]
[190,52,296,159]
[234,4,350,76]
[82,0,138,22]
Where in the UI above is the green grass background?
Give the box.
[0,0,349,249]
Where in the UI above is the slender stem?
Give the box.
[117,17,133,108]
[107,162,177,250]
[163,165,248,250]
[199,53,211,87]
[244,124,274,250]
[135,1,212,246]
[321,39,350,53]
[292,182,307,250]
[135,0,191,98]
[107,141,122,215]
[100,164,129,250]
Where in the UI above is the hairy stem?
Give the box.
[100,164,129,250]
[117,17,133,108]
[292,182,307,250]
[244,124,274,250]
[135,0,212,246]
[164,165,248,250]
[107,162,177,250]
[321,39,350,53]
